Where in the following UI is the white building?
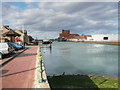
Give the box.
[67,38,84,42]
[86,34,120,42]
[67,39,79,42]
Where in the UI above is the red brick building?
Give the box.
[58,30,80,40]
[81,34,92,39]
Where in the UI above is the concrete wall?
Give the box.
[68,39,78,41]
[68,38,84,42]
[86,34,120,42]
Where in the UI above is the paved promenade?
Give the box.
[1,46,38,88]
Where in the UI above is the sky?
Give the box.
[1,1,119,39]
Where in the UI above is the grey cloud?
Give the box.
[2,2,118,39]
[2,3,21,24]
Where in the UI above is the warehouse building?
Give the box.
[86,34,120,42]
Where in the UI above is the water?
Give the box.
[41,42,118,77]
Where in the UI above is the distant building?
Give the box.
[27,35,34,43]
[58,30,80,41]
[86,34,120,42]
[81,34,92,40]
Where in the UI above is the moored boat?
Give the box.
[42,39,52,44]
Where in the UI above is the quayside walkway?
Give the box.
[1,46,38,88]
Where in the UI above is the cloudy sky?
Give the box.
[1,1,118,39]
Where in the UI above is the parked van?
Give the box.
[0,43,15,59]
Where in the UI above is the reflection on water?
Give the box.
[41,42,118,77]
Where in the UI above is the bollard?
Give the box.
[39,58,44,83]
[39,58,43,83]
[39,58,42,72]
[38,43,44,83]
[39,52,42,56]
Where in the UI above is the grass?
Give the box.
[47,75,118,89]
[89,76,118,88]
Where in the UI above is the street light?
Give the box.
[22,25,25,49]
[0,26,3,43]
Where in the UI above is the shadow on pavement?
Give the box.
[17,53,37,57]
[2,53,16,59]
[0,67,39,78]
[0,70,9,75]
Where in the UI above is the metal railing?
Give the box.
[38,43,44,83]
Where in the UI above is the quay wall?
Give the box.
[68,40,120,45]
[34,45,50,89]
[84,41,120,45]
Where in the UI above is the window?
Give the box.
[90,39,93,40]
[103,37,108,40]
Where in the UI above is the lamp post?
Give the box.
[0,26,3,43]
[22,25,25,49]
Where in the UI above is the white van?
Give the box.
[0,43,15,59]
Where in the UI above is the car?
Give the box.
[11,43,22,51]
[10,43,19,51]
[0,42,15,59]
[0,50,3,59]
[17,42,23,48]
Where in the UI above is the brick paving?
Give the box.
[0,46,38,88]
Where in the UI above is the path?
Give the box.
[1,46,37,88]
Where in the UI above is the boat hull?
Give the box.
[42,41,50,44]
